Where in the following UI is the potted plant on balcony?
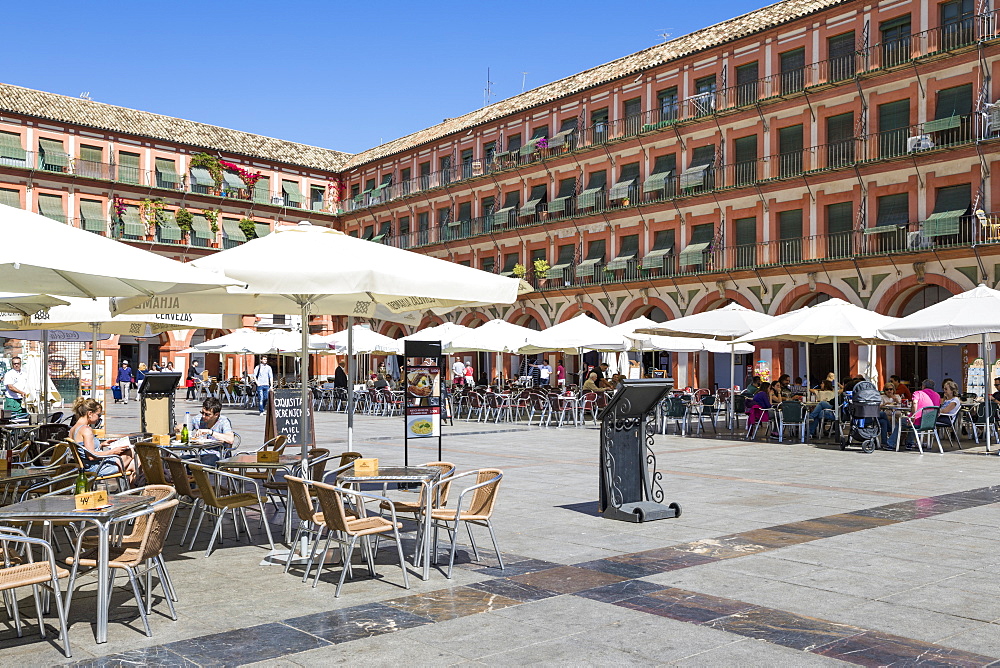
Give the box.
[139,198,165,241]
[239,217,257,241]
[191,153,224,192]
[175,207,194,243]
[203,209,220,247]
[533,259,550,286]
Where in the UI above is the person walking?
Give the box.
[3,357,29,420]
[116,360,134,405]
[452,358,466,386]
[185,359,200,400]
[253,355,274,416]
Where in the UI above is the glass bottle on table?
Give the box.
[74,469,89,494]
[181,411,190,444]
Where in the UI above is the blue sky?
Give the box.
[5,0,768,154]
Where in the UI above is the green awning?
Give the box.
[79,146,103,163]
[157,211,182,241]
[223,171,244,190]
[863,225,900,235]
[37,195,64,222]
[678,241,710,265]
[0,133,26,161]
[680,165,709,189]
[282,181,302,199]
[546,263,571,279]
[519,138,542,157]
[605,254,635,270]
[0,188,20,208]
[191,215,212,239]
[190,166,215,186]
[548,130,574,147]
[519,198,542,217]
[641,248,672,269]
[577,187,602,209]
[255,222,271,238]
[222,219,247,243]
[121,207,145,237]
[155,158,180,183]
[548,196,571,214]
[923,116,961,132]
[491,208,514,227]
[79,201,106,233]
[641,120,674,132]
[253,180,271,204]
[38,139,69,167]
[922,210,965,237]
[575,258,601,277]
[609,179,635,200]
[643,172,671,193]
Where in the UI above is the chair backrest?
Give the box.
[162,456,196,498]
[259,435,287,454]
[780,401,803,422]
[307,448,330,480]
[338,451,363,468]
[695,389,711,399]
[465,468,503,518]
[595,392,610,409]
[187,464,221,507]
[48,411,64,423]
[468,392,483,408]
[48,440,76,475]
[701,395,716,407]
[310,480,352,533]
[36,423,69,443]
[734,394,746,412]
[917,406,940,430]
[668,397,687,418]
[130,499,180,563]
[134,444,168,486]
[717,389,731,402]
[284,475,317,523]
[421,461,455,507]
[120,485,176,539]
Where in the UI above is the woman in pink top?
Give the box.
[890,379,940,448]
[464,364,474,386]
[556,359,566,386]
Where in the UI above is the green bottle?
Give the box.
[182,412,190,444]
[74,470,89,495]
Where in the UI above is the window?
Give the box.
[940,0,974,50]
[642,229,676,272]
[350,184,360,198]
[591,108,609,142]
[733,217,757,268]
[222,217,247,248]
[310,186,325,211]
[548,244,576,280]
[417,212,429,244]
[576,239,606,279]
[481,256,495,273]
[79,198,106,235]
[679,224,714,268]
[253,175,270,204]
[461,148,474,178]
[440,155,452,185]
[928,84,973,145]
[735,63,759,106]
[623,97,642,135]
[550,177,576,215]
[609,234,639,268]
[681,145,715,191]
[578,170,607,209]
[437,206,451,227]
[880,15,912,67]
[117,151,140,185]
[924,183,971,238]
[483,142,496,164]
[37,193,65,224]
[609,163,640,202]
[281,179,302,207]
[549,119,577,150]
[657,87,678,122]
[38,138,68,172]
[481,195,495,217]
[501,252,520,276]
[826,202,854,258]
[154,158,180,189]
[364,178,376,192]
[826,113,855,167]
[520,184,547,217]
[734,135,757,185]
[0,187,21,208]
[878,99,911,158]
[828,32,856,82]
[777,209,803,263]
[77,144,105,179]
[0,131,26,167]
[643,154,676,198]
[419,162,430,189]
[693,76,717,116]
[531,126,548,140]
[363,225,374,240]
[506,133,521,153]
[876,193,909,227]
[780,48,806,94]
[457,202,472,222]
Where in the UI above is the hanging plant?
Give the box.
[533,259,550,276]
[219,159,262,189]
[175,207,194,234]
[139,198,166,231]
[203,208,220,234]
[238,217,257,239]
[512,263,527,278]
[190,153,224,188]
[112,196,127,220]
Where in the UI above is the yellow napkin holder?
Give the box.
[152,434,170,446]
[93,428,106,438]
[0,458,8,471]
[75,490,109,511]
[257,450,280,463]
[354,458,379,476]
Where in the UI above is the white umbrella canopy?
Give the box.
[192,328,327,354]
[0,293,69,318]
[0,204,240,298]
[642,335,754,354]
[518,314,631,354]
[733,299,899,345]
[442,319,539,353]
[322,326,402,355]
[637,303,775,340]
[401,322,475,349]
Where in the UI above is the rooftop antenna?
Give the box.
[79,91,91,100]
[484,67,494,107]
[521,71,528,93]
[655,29,672,42]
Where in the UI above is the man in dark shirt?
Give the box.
[334,362,349,389]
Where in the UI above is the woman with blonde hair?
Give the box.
[69,397,133,479]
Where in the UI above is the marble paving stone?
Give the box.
[268,632,466,666]
[720,528,821,548]
[572,557,666,579]
[381,586,521,622]
[283,602,432,643]
[465,577,561,602]
[70,646,197,668]
[477,633,657,666]
[670,535,774,560]
[768,519,870,538]
[161,622,329,667]
[615,587,761,624]
[850,502,936,521]
[813,630,998,667]
[706,606,865,651]
[471,557,560,577]
[672,636,850,666]
[507,565,627,594]
[573,579,668,603]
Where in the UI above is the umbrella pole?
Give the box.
[299,301,311,462]
[729,343,735,431]
[41,329,49,420]
[985,333,993,453]
[347,317,355,449]
[92,322,100,401]
[833,336,840,442]
[805,341,811,393]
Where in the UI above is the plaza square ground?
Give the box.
[5,396,1000,666]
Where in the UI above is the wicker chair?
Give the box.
[66,499,179,637]
[0,528,72,658]
[423,468,504,578]
[187,464,274,557]
[378,461,455,559]
[310,481,410,596]
[243,435,288,484]
[162,456,203,546]
[134,444,169,486]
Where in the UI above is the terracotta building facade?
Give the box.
[1,0,998,388]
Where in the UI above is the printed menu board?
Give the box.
[403,341,443,463]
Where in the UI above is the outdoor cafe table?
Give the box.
[217,453,300,471]
[337,466,441,581]
[0,467,53,503]
[0,493,152,643]
[1,423,38,450]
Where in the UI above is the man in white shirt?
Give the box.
[3,357,29,417]
[452,359,466,386]
[538,362,552,387]
[253,355,275,416]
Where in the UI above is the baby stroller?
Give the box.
[840,380,882,453]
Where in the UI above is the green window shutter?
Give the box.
[577,188,602,209]
[778,210,802,239]
[190,166,215,186]
[119,152,139,168]
[519,198,542,217]
[191,215,212,239]
[690,146,715,168]
[829,32,855,58]
[609,179,635,200]
[118,152,140,184]
[155,158,180,183]
[827,202,853,234]
[680,164,709,189]
[222,218,247,243]
[0,131,26,161]
[0,188,21,208]
[734,136,757,164]
[282,180,301,201]
[734,217,756,246]
[879,100,910,132]
[679,242,710,266]
[778,125,803,155]
[548,196,570,213]
[79,200,106,233]
[922,116,962,132]
[586,170,607,190]
[691,223,714,245]
[255,222,271,238]
[934,183,971,213]
[876,193,909,226]
[780,48,805,72]
[251,176,270,203]
[642,172,671,193]
[157,210,182,241]
[223,171,244,190]
[922,210,965,237]
[934,84,972,120]
[79,145,103,163]
[827,113,854,143]
[38,139,69,167]
[121,206,145,237]
[643,230,675,269]
[37,194,65,222]
[556,178,576,198]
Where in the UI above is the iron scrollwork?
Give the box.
[645,410,665,503]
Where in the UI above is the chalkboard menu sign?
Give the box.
[403,340,443,465]
[265,387,315,447]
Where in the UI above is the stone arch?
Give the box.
[688,289,757,315]
[773,283,854,315]
[618,297,680,322]
[416,314,444,330]
[380,322,407,339]
[508,306,546,331]
[872,273,967,316]
[460,311,491,328]
[552,300,609,324]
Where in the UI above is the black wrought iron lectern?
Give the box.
[597,379,681,522]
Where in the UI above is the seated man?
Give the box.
[807,381,837,438]
[189,397,235,467]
